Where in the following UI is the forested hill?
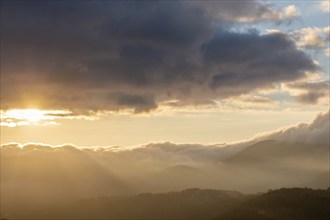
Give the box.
[216,188,330,220]
[3,187,329,219]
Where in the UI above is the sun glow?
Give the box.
[0,109,93,127]
[6,109,45,122]
[1,109,58,127]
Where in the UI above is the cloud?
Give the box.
[0,109,100,127]
[108,93,157,113]
[203,31,318,96]
[282,5,299,18]
[320,1,330,13]
[267,26,330,57]
[201,1,299,24]
[1,110,328,210]
[214,95,277,111]
[2,108,328,179]
[293,26,330,49]
[1,110,328,162]
[1,110,328,214]
[253,110,329,144]
[1,1,317,113]
[239,96,274,104]
[0,142,234,169]
[325,48,330,56]
[283,80,329,104]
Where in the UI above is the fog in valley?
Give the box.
[1,111,329,219]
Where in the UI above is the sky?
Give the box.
[0,0,329,147]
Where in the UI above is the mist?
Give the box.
[1,111,329,218]
[1,142,328,218]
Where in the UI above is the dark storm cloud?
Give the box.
[100,2,211,48]
[204,31,318,96]
[1,1,317,112]
[108,93,157,113]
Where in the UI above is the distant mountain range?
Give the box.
[225,140,329,164]
[138,140,329,192]
[1,110,329,219]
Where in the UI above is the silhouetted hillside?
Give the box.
[216,188,330,220]
[3,188,328,219]
[41,188,243,219]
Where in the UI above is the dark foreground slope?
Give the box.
[2,188,328,220]
[216,188,330,220]
[21,188,243,220]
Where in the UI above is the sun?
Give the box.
[22,109,44,122]
[6,109,45,123]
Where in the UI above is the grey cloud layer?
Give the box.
[1,1,316,112]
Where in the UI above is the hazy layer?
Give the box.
[1,111,329,218]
